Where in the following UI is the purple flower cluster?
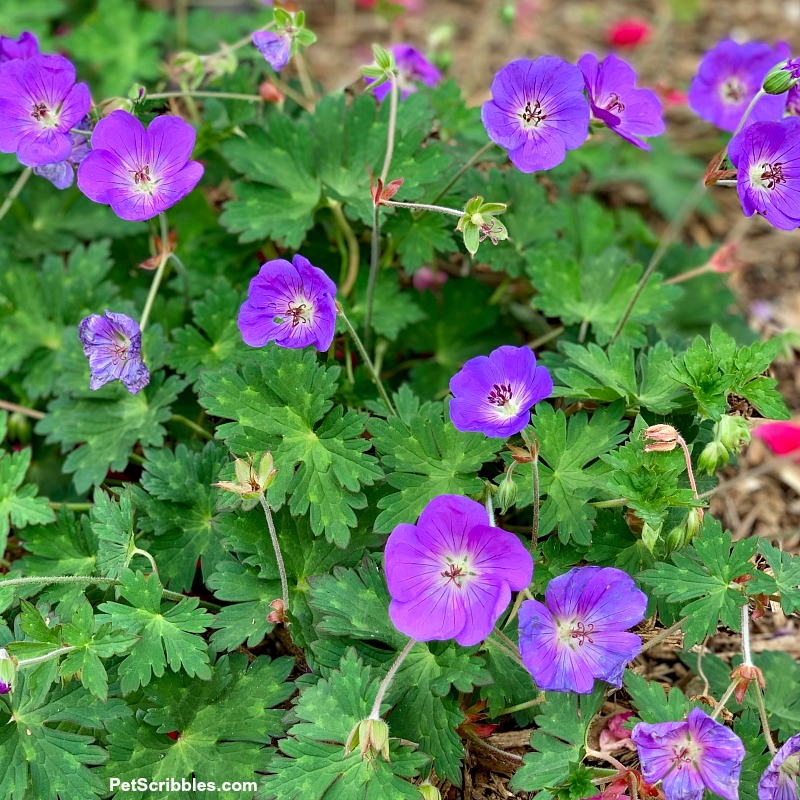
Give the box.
[238,254,337,351]
[689,40,789,132]
[384,494,533,646]
[79,311,150,394]
[366,44,441,102]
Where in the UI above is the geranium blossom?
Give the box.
[0,31,38,62]
[253,31,292,71]
[238,254,337,351]
[481,56,590,172]
[366,44,441,101]
[79,311,150,395]
[449,345,553,438]
[632,707,745,800]
[77,110,204,222]
[759,732,800,800]
[578,53,664,149]
[384,494,533,647]
[518,566,647,693]
[0,54,90,167]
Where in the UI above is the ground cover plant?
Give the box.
[1,1,799,799]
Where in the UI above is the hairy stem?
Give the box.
[16,646,77,669]
[139,213,171,335]
[364,204,380,351]
[496,695,546,716]
[337,306,397,415]
[146,90,263,102]
[753,681,777,754]
[640,617,688,653]
[381,198,464,217]
[370,638,415,719]
[259,495,290,614]
[48,502,92,512]
[379,76,399,185]
[677,435,700,499]
[430,140,495,205]
[741,603,753,666]
[464,729,524,764]
[329,200,361,297]
[0,399,45,420]
[0,167,32,225]
[531,454,540,551]
[170,414,213,440]
[710,679,738,720]
[294,51,317,105]
[485,490,496,527]
[585,748,627,773]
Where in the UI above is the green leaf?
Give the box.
[0,447,54,556]
[384,212,459,270]
[103,654,294,799]
[97,570,213,693]
[90,487,136,580]
[36,373,185,493]
[639,516,755,646]
[624,670,691,723]
[345,270,426,342]
[16,508,97,578]
[513,403,628,545]
[367,387,501,533]
[201,346,382,547]
[756,651,800,740]
[735,710,771,800]
[750,540,800,614]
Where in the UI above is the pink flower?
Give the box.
[752,421,800,459]
[606,18,653,48]
[600,711,637,752]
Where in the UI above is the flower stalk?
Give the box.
[139,213,171,335]
[0,167,32,225]
[369,638,415,720]
[259,495,290,616]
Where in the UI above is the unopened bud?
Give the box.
[685,507,704,541]
[730,663,765,704]
[344,718,391,762]
[259,80,285,104]
[641,521,661,553]
[642,424,679,452]
[419,782,441,800]
[697,440,729,475]
[496,474,517,514]
[763,59,800,95]
[717,414,751,452]
[0,648,17,695]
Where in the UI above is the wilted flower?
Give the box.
[728,118,800,231]
[0,648,16,694]
[77,110,204,222]
[600,711,637,752]
[253,30,292,71]
[481,56,590,173]
[632,707,745,800]
[578,53,664,149]
[0,54,90,167]
[642,423,679,452]
[688,40,789,132]
[449,345,553,438]
[238,254,337,351]
[213,452,277,509]
[384,494,533,646]
[518,566,647,693]
[730,663,765,704]
[366,44,441,101]
[753,420,800,459]
[33,117,91,190]
[758,732,800,800]
[0,31,39,62]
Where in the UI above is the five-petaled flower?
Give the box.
[481,56,590,173]
[0,31,38,62]
[366,44,441,102]
[384,494,533,646]
[253,30,292,72]
[578,53,664,149]
[449,345,553,438]
[688,40,789,132]
[758,732,800,800]
[77,110,204,222]
[728,118,800,230]
[632,707,745,800]
[518,566,647,693]
[0,54,91,168]
[238,254,337,351]
[78,311,150,395]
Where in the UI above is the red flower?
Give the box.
[606,18,652,48]
[753,421,800,459]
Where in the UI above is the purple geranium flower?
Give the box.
[688,40,789,132]
[77,110,203,222]
[449,345,553,438]
[79,311,150,395]
[577,53,664,149]
[481,56,590,173]
[33,117,91,190]
[786,85,800,116]
[759,733,800,800]
[518,566,647,693]
[367,44,441,102]
[253,30,292,71]
[0,54,90,167]
[728,118,800,230]
[0,31,38,62]
[632,707,745,800]
[384,494,533,647]
[238,254,337,351]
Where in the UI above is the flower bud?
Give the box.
[641,521,661,553]
[697,440,729,475]
[419,782,441,800]
[685,507,704,542]
[0,648,17,695]
[717,414,751,452]
[496,474,517,514]
[344,718,391,762]
[259,80,285,104]
[763,59,800,95]
[642,424,679,452]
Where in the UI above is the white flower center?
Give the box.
[518,99,547,129]
[440,554,476,589]
[749,161,786,191]
[720,77,746,105]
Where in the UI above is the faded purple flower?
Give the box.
[384,494,533,647]
[449,345,552,438]
[688,40,789,132]
[481,56,590,173]
[33,117,91,190]
[253,30,292,71]
[759,733,800,800]
[0,31,38,62]
[79,311,150,395]
[632,707,745,800]
[367,44,441,102]
[0,54,90,167]
[578,53,664,149]
[728,118,800,230]
[518,566,647,693]
[238,254,337,351]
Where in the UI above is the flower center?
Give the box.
[487,383,513,406]
[603,93,625,114]
[672,738,701,767]
[750,161,786,191]
[31,101,60,130]
[570,621,595,646]
[130,164,158,195]
[109,334,131,365]
[440,555,475,589]
[285,300,310,327]
[520,99,547,128]
[720,77,746,104]
[780,755,800,782]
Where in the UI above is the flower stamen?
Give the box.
[487,383,514,407]
[604,93,626,114]
[520,99,547,126]
[570,621,595,646]
[286,301,309,327]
